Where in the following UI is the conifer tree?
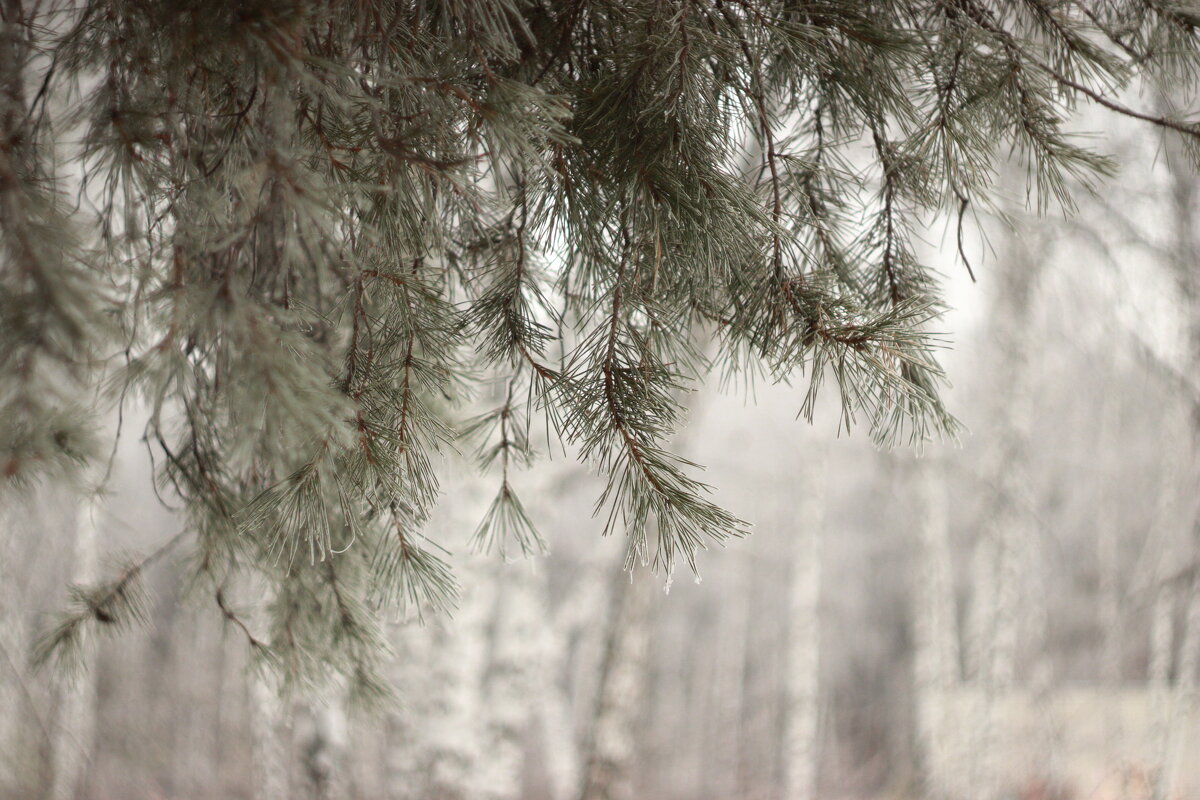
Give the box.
[4,0,1200,692]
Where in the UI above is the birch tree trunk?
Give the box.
[47,487,101,800]
[296,700,348,800]
[1098,524,1123,681]
[1097,396,1125,684]
[1145,423,1189,800]
[968,209,1044,800]
[477,557,547,800]
[250,672,291,800]
[911,457,960,799]
[382,617,434,800]
[1147,426,1184,800]
[976,336,1035,800]
[212,610,245,800]
[540,676,581,800]
[780,446,826,800]
[1152,99,1200,800]
[1159,573,1200,800]
[537,564,605,800]
[575,371,722,800]
[425,560,493,799]
[708,559,749,800]
[576,557,657,800]
[246,676,288,800]
[965,535,996,686]
[381,494,491,800]
[384,593,492,800]
[251,586,291,800]
[0,498,32,796]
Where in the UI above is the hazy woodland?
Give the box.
[4,3,1200,800]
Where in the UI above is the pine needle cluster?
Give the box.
[4,0,1199,690]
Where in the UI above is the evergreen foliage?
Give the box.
[3,0,1200,692]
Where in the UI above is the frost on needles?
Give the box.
[3,0,1199,693]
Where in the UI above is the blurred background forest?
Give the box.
[4,92,1200,800]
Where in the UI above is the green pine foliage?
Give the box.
[4,0,1199,691]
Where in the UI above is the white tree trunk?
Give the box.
[47,487,101,800]
[576,559,657,800]
[296,699,348,800]
[965,535,997,687]
[0,497,31,796]
[969,207,1043,800]
[1148,426,1197,800]
[911,457,959,799]
[537,566,604,800]
[1148,570,1177,795]
[1145,407,1192,800]
[385,607,491,800]
[427,562,492,799]
[536,561,608,800]
[1154,97,1200,800]
[382,617,433,800]
[1098,522,1124,681]
[1097,397,1125,684]
[250,672,291,800]
[780,447,826,800]
[251,586,291,800]
[704,555,749,800]
[539,660,582,800]
[1159,574,1200,800]
[477,557,546,800]
[382,484,492,800]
